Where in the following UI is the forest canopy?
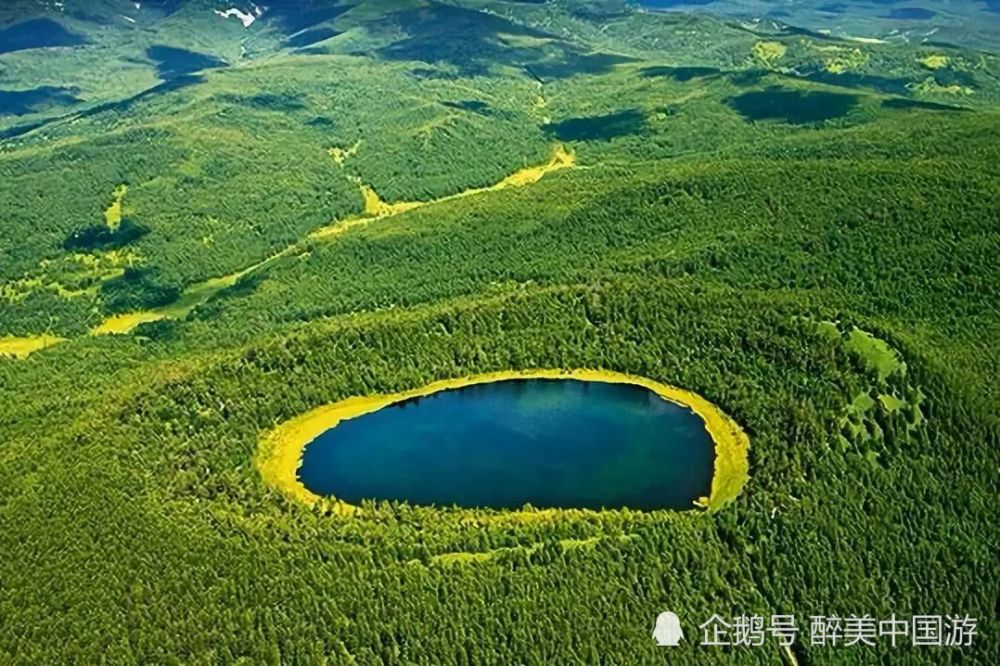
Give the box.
[0,0,997,663]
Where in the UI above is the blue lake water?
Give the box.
[299,379,715,510]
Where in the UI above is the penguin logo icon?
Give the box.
[652,611,684,647]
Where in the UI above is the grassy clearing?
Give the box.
[818,320,906,382]
[910,77,974,96]
[432,542,541,566]
[825,48,868,74]
[919,54,950,70]
[432,534,634,566]
[89,250,291,335]
[878,394,906,412]
[328,141,361,167]
[826,323,925,446]
[430,551,496,565]
[104,184,128,231]
[846,327,905,381]
[310,143,574,240]
[752,41,787,67]
[90,311,167,335]
[0,334,65,359]
[357,182,424,217]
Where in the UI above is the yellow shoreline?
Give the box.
[256,369,750,516]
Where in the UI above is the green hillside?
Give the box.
[1,1,997,663]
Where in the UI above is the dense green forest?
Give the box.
[0,0,997,663]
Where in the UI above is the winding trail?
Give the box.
[3,144,575,353]
[309,143,574,240]
[97,143,574,335]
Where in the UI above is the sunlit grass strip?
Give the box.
[0,335,66,360]
[91,311,166,335]
[256,368,749,515]
[88,249,294,335]
[104,184,128,231]
[308,143,574,240]
[83,146,575,336]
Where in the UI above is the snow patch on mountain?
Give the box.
[214,4,263,28]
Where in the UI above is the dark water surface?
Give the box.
[299,379,715,510]
[147,45,226,79]
[885,7,936,20]
[544,109,646,141]
[0,87,80,116]
[0,19,86,55]
[727,89,859,124]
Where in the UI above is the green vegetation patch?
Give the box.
[218,92,307,112]
[882,97,967,112]
[284,27,341,49]
[819,321,925,447]
[878,393,906,412]
[98,266,180,315]
[639,65,722,81]
[845,327,906,381]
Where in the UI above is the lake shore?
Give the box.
[256,368,750,514]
